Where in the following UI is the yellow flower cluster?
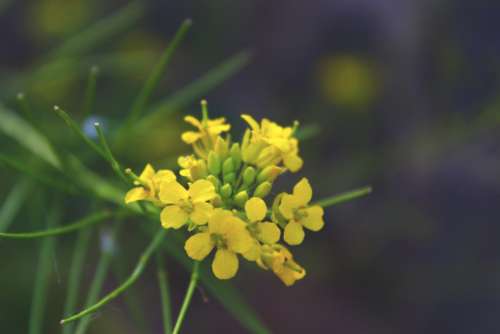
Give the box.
[125,102,324,286]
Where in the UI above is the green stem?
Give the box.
[16,92,35,125]
[28,204,60,334]
[93,122,129,183]
[82,66,99,120]
[0,211,113,239]
[172,261,200,334]
[74,222,120,334]
[123,19,192,129]
[61,229,167,325]
[314,186,372,208]
[157,252,173,334]
[62,228,92,334]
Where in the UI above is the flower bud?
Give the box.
[222,157,234,176]
[207,175,220,190]
[207,151,221,175]
[190,160,208,180]
[214,136,229,159]
[242,166,256,186]
[212,195,223,207]
[257,165,284,183]
[223,172,236,184]
[230,143,242,171]
[220,183,232,198]
[233,190,249,208]
[253,181,272,198]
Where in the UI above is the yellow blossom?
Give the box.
[241,114,303,172]
[258,244,306,286]
[279,178,324,245]
[184,209,254,279]
[245,197,280,244]
[159,179,216,229]
[125,164,176,204]
[178,154,207,181]
[181,113,230,158]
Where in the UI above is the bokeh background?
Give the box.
[1,0,499,333]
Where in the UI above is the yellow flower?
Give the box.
[125,164,176,204]
[159,179,216,229]
[258,244,306,286]
[181,114,230,158]
[184,209,254,279]
[178,155,207,181]
[245,197,280,244]
[279,178,324,245]
[241,114,303,172]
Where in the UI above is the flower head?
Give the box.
[241,114,303,172]
[159,179,216,229]
[184,209,254,279]
[279,178,324,245]
[258,244,306,286]
[124,164,176,204]
[178,154,208,181]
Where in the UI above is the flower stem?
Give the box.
[314,186,372,208]
[61,229,167,325]
[0,210,113,239]
[82,66,99,120]
[172,261,200,334]
[157,252,173,334]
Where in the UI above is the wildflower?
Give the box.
[178,154,208,181]
[124,164,176,204]
[241,114,303,172]
[279,178,324,245]
[245,197,280,244]
[159,179,216,229]
[184,209,254,279]
[258,244,306,286]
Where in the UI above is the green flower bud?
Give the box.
[233,190,249,208]
[222,157,234,175]
[220,183,232,198]
[257,165,284,183]
[190,160,208,180]
[223,172,236,184]
[207,175,220,190]
[212,195,223,207]
[214,136,229,159]
[242,166,256,186]
[230,143,242,171]
[253,181,272,198]
[207,151,221,175]
[271,192,287,228]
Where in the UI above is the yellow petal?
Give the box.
[159,181,188,204]
[226,218,254,254]
[292,178,312,206]
[242,241,261,261]
[245,197,267,222]
[212,249,239,279]
[284,153,303,172]
[139,164,155,180]
[208,209,234,235]
[160,205,189,229]
[190,202,213,225]
[284,221,305,245]
[257,222,281,244]
[184,232,214,260]
[188,179,216,203]
[275,266,306,287]
[184,115,202,129]
[153,169,176,185]
[279,194,301,219]
[181,131,202,144]
[241,114,260,132]
[124,187,149,204]
[301,206,324,231]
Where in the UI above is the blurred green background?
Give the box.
[1,0,499,333]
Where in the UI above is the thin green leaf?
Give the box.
[28,204,61,334]
[47,1,145,59]
[172,261,200,334]
[0,105,61,169]
[157,252,173,334]
[94,122,129,183]
[0,210,113,239]
[62,228,92,334]
[124,19,192,127]
[82,66,100,120]
[314,186,372,208]
[0,178,31,232]
[62,229,167,325]
[137,51,252,128]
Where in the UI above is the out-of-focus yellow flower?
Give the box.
[279,178,324,245]
[258,244,306,286]
[178,155,208,181]
[241,114,303,172]
[181,112,230,158]
[184,209,254,279]
[159,180,216,229]
[125,164,176,204]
